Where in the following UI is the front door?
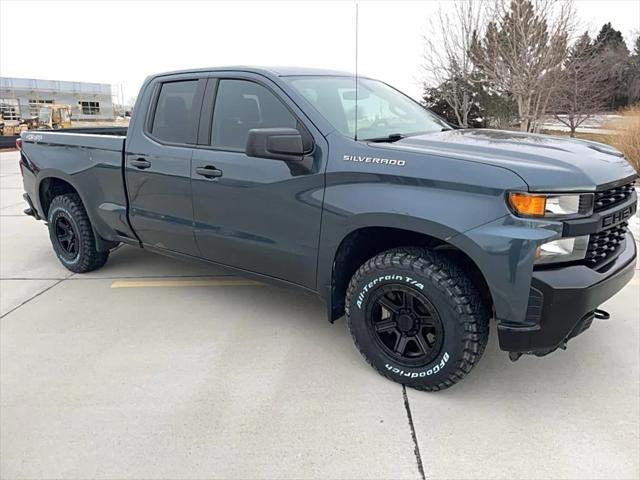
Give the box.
[191,76,324,288]
[125,77,205,256]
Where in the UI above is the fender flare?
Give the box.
[36,169,118,252]
[317,213,490,321]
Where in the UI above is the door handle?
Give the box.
[196,166,223,179]
[130,158,151,169]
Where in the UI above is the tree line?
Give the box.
[422,0,640,136]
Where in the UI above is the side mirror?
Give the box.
[246,128,311,162]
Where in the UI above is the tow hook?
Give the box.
[594,309,610,320]
[509,309,611,362]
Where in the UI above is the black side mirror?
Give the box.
[246,128,311,162]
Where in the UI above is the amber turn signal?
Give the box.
[508,193,546,217]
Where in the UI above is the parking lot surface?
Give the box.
[1,150,639,479]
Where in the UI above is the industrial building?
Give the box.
[0,77,115,121]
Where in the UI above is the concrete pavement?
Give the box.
[1,150,638,479]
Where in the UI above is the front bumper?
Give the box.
[497,232,636,353]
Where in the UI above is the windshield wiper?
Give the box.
[364,133,406,143]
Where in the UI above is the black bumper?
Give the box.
[498,233,636,353]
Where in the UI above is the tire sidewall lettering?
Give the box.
[347,250,488,389]
[354,271,451,380]
[356,275,425,309]
[384,352,450,378]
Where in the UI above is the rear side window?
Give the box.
[211,79,297,150]
[151,80,199,144]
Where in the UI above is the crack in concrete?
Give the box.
[403,385,426,480]
[0,274,72,319]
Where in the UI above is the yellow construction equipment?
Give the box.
[0,115,28,135]
[35,104,73,129]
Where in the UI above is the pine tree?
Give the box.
[594,22,628,54]
[593,23,631,108]
[628,36,640,104]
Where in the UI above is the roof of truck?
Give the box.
[152,66,356,78]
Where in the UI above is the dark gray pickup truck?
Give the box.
[19,67,637,391]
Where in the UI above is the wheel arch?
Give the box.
[323,222,494,323]
[38,175,79,218]
[37,173,117,252]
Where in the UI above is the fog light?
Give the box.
[535,235,589,265]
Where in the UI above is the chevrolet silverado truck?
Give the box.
[18,67,638,391]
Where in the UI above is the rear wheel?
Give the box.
[345,248,489,391]
[47,193,109,273]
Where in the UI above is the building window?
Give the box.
[28,99,53,117]
[0,99,20,120]
[80,101,100,115]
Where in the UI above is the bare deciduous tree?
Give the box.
[470,0,574,132]
[549,33,615,137]
[422,0,486,128]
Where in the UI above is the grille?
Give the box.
[594,181,636,212]
[584,222,628,269]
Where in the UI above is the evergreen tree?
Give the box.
[594,22,628,54]
[422,78,484,128]
[423,78,517,129]
[469,0,571,132]
[628,36,640,104]
[593,23,631,108]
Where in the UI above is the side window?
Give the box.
[151,80,199,144]
[211,79,297,150]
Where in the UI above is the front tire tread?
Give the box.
[345,248,489,392]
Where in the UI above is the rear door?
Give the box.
[190,74,326,288]
[125,76,205,256]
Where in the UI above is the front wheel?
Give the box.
[47,193,109,273]
[345,248,489,391]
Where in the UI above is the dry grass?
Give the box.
[542,107,640,173]
[541,130,611,144]
[602,106,640,172]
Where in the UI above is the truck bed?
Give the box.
[5,128,126,149]
[23,127,127,151]
[20,127,133,246]
[41,126,128,136]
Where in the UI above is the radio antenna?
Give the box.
[354,2,359,141]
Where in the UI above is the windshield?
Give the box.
[285,76,448,140]
[38,107,51,122]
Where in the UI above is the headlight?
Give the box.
[535,235,590,265]
[508,192,593,218]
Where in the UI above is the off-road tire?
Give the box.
[345,248,489,391]
[47,193,109,273]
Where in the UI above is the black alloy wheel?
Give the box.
[367,284,444,367]
[346,248,490,391]
[47,193,110,273]
[54,214,79,259]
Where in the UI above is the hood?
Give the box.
[375,129,637,191]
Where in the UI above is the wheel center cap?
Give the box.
[397,314,415,333]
